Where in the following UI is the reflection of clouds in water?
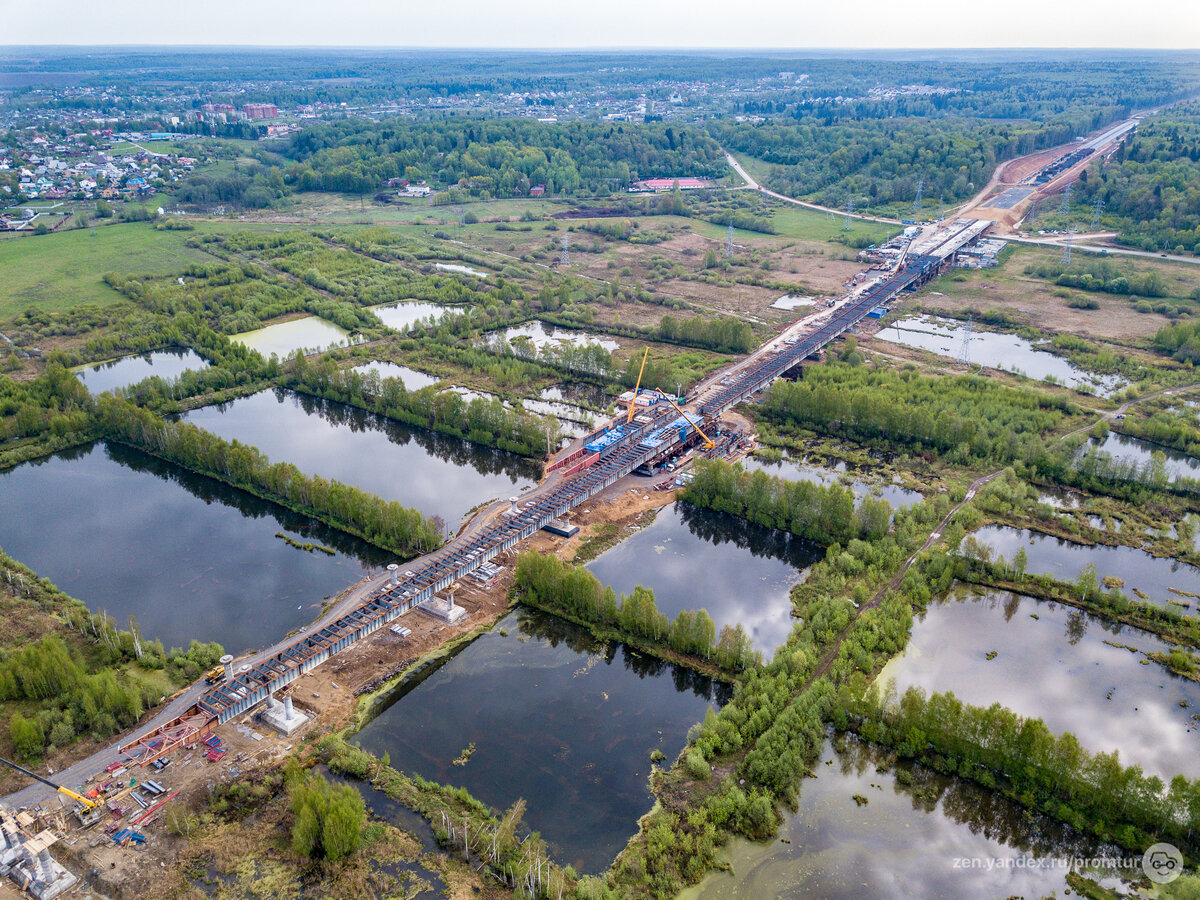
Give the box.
[182,388,539,525]
[886,587,1200,779]
[974,525,1200,613]
[687,737,1104,900]
[587,505,818,657]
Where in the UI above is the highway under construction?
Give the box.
[105,247,948,760]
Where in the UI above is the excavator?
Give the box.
[0,756,102,825]
[624,347,716,451]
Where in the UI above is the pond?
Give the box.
[971,525,1200,614]
[0,442,388,653]
[350,361,442,391]
[586,503,821,658]
[230,316,354,358]
[771,295,813,311]
[877,584,1200,779]
[183,389,541,528]
[370,300,453,331]
[681,736,1122,900]
[1085,431,1200,482]
[873,316,1125,396]
[355,608,724,875]
[738,453,924,509]
[73,348,210,394]
[493,321,621,352]
[435,262,489,278]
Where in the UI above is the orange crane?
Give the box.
[625,347,715,450]
[625,347,650,424]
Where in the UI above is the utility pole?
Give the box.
[1059,183,1072,215]
[956,313,975,367]
[1060,226,1077,265]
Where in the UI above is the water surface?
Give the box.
[972,525,1200,613]
[0,442,387,653]
[356,608,723,874]
[435,262,489,278]
[682,737,1120,900]
[494,321,620,352]
[183,389,540,527]
[878,585,1200,779]
[739,453,923,509]
[370,301,452,331]
[587,504,820,657]
[73,349,209,394]
[230,316,352,358]
[874,316,1125,396]
[1086,431,1200,482]
[351,361,441,391]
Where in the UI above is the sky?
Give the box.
[3,0,1199,49]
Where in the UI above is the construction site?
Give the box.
[0,211,1019,899]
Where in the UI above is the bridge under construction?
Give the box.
[114,250,947,761]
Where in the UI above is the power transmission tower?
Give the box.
[938,193,945,222]
[724,223,735,259]
[1089,197,1105,231]
[560,233,569,267]
[842,199,854,231]
[455,205,465,227]
[913,176,924,215]
[1059,183,1072,215]
[956,314,975,367]
[1060,226,1077,265]
[1025,197,1038,228]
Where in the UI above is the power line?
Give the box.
[1060,225,1077,265]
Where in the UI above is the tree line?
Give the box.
[96,395,444,556]
[288,355,560,458]
[514,552,759,673]
[841,684,1200,856]
[680,458,893,545]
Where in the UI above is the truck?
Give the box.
[203,666,225,685]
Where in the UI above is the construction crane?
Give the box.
[661,395,716,451]
[0,756,97,813]
[892,239,913,275]
[625,347,650,424]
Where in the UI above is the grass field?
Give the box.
[0,222,217,319]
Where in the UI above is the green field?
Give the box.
[0,222,217,319]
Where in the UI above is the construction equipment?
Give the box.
[661,395,715,450]
[625,347,650,424]
[0,756,103,825]
[203,666,224,685]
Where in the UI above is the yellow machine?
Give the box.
[662,396,716,450]
[0,756,98,814]
[623,347,716,451]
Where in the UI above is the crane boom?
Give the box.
[0,756,97,810]
[661,396,715,450]
[626,347,650,424]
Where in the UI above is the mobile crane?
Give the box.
[0,756,102,825]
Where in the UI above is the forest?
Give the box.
[1068,103,1200,254]
[282,119,730,197]
[758,360,1073,466]
[712,116,1093,213]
